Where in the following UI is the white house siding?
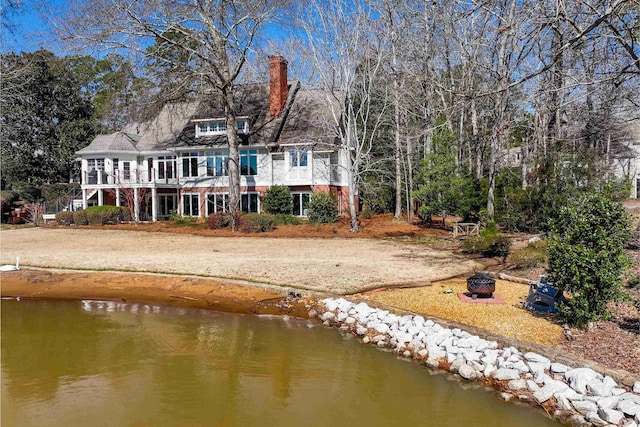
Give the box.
[611,146,639,198]
[272,154,285,185]
[283,149,312,185]
[312,152,331,185]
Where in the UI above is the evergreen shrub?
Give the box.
[239,213,275,233]
[308,193,337,223]
[549,195,631,328]
[73,210,88,225]
[55,211,75,225]
[460,222,512,261]
[85,205,129,225]
[360,208,374,219]
[273,214,302,225]
[207,212,233,229]
[262,186,293,215]
[120,207,132,222]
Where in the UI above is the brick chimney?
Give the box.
[269,55,288,117]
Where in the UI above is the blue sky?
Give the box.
[3,0,291,57]
[2,0,68,54]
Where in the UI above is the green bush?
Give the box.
[549,195,631,328]
[207,212,233,229]
[360,208,374,219]
[119,207,132,222]
[509,239,548,269]
[85,205,129,225]
[170,210,200,226]
[239,213,275,233]
[55,211,75,225]
[73,210,88,225]
[262,186,293,215]
[273,214,302,225]
[307,193,337,224]
[460,223,512,260]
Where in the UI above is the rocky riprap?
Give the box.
[312,298,640,427]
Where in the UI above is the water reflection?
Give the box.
[2,299,561,427]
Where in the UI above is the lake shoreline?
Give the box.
[4,268,640,427]
[0,269,313,318]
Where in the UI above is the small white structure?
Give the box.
[0,257,20,272]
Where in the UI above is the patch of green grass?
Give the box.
[0,224,36,231]
[414,236,447,245]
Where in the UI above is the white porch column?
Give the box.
[82,189,88,209]
[134,188,140,221]
[98,189,104,206]
[115,188,121,206]
[151,187,158,222]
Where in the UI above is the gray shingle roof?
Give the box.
[76,80,341,155]
[76,132,140,154]
[278,88,342,149]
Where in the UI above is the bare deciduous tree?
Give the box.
[51,0,285,229]
[294,0,388,231]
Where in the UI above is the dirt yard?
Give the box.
[0,227,475,294]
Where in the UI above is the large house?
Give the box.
[76,56,351,221]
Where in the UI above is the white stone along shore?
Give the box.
[312,298,640,427]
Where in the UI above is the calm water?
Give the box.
[1,299,560,427]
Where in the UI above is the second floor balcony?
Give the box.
[83,169,179,186]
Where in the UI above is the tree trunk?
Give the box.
[471,98,481,180]
[406,133,414,222]
[346,145,359,232]
[223,88,241,231]
[394,93,402,219]
[487,139,496,222]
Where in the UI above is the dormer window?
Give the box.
[194,118,249,137]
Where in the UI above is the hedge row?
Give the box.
[57,206,132,226]
[207,212,276,233]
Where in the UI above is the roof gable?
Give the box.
[76,79,341,155]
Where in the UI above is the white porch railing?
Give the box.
[83,169,178,186]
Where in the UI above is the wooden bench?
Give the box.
[42,214,57,224]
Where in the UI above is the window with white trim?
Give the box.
[205,151,228,177]
[87,158,105,184]
[195,119,249,137]
[159,194,177,218]
[289,147,308,167]
[206,193,229,215]
[158,156,176,179]
[147,158,153,181]
[122,161,131,180]
[241,193,259,213]
[182,193,200,217]
[87,158,105,171]
[236,120,248,133]
[240,150,258,176]
[181,152,199,178]
[292,192,311,217]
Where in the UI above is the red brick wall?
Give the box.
[269,56,288,117]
